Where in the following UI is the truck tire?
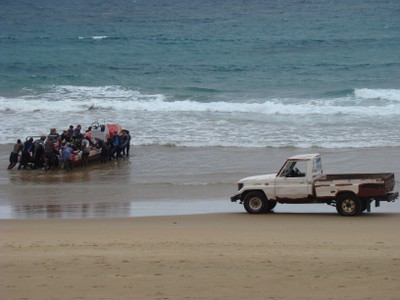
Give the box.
[336,193,362,216]
[361,200,368,212]
[243,191,267,214]
[265,201,277,212]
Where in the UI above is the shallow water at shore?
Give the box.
[1,145,399,219]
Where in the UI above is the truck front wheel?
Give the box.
[336,193,362,216]
[243,191,267,214]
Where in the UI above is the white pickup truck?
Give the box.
[231,153,398,216]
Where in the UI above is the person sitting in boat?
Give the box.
[73,124,83,139]
[60,130,71,143]
[7,139,23,170]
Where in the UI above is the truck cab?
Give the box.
[274,154,322,202]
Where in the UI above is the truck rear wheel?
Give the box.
[336,193,362,216]
[361,200,368,212]
[243,191,267,214]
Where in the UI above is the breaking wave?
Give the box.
[1,85,399,117]
[1,85,399,148]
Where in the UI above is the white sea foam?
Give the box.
[91,36,108,40]
[1,85,400,147]
[76,36,108,40]
[2,85,399,117]
[355,88,400,101]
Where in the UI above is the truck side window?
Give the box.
[280,162,295,177]
[313,157,322,173]
[293,161,306,177]
[281,161,306,178]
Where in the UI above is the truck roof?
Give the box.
[288,153,320,161]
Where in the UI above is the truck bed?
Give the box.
[316,173,396,194]
[318,173,394,181]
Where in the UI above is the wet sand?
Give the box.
[2,213,400,300]
[0,145,399,218]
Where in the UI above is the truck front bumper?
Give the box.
[231,194,241,202]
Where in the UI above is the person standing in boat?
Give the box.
[7,139,23,170]
[48,128,59,142]
[71,125,83,149]
[67,125,74,138]
[73,125,82,139]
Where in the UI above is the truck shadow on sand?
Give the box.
[231,211,400,218]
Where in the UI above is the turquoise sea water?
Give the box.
[1,0,400,147]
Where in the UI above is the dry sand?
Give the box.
[1,212,400,300]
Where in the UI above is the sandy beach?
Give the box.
[1,145,400,299]
[2,0,400,298]
[2,213,400,300]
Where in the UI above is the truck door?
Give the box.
[274,160,312,202]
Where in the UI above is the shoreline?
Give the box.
[1,145,399,219]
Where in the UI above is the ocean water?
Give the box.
[1,0,400,148]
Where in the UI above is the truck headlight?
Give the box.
[237,183,243,191]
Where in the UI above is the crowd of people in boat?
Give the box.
[7,123,131,171]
